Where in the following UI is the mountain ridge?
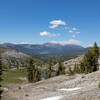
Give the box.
[0,43,90,58]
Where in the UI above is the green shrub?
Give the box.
[67,67,74,76]
[98,83,100,88]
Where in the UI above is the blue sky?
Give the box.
[0,0,100,47]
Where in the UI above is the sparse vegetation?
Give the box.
[2,69,27,86]
[0,42,100,100]
[73,42,99,74]
[2,50,28,69]
[56,58,65,75]
[98,83,100,88]
[67,67,74,75]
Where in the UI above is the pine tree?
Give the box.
[0,53,2,100]
[16,64,19,69]
[56,58,65,75]
[74,63,80,73]
[27,55,41,83]
[92,42,99,58]
[68,67,74,75]
[48,59,52,78]
[46,59,52,79]
[27,55,35,83]
[80,61,85,73]
[83,50,94,73]
[92,42,99,71]
[34,69,41,82]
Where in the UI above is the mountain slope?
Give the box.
[0,47,29,69]
[0,43,90,58]
[2,56,100,100]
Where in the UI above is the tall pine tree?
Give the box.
[92,42,99,58]
[92,42,99,71]
[27,55,35,83]
[46,59,52,79]
[27,55,41,83]
[56,58,65,75]
[34,69,41,82]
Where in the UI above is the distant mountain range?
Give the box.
[0,43,90,58]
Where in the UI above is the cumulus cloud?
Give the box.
[40,31,50,36]
[49,20,66,29]
[40,31,59,37]
[51,39,81,45]
[69,30,73,33]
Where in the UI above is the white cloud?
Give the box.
[20,42,29,44]
[72,27,77,31]
[49,24,58,29]
[65,39,81,45]
[49,20,66,29]
[69,30,73,33]
[40,31,59,37]
[40,31,50,36]
[51,39,81,45]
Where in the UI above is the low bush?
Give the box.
[98,83,100,88]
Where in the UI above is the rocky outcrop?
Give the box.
[0,47,29,69]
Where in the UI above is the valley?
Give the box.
[1,0,100,100]
[1,42,100,100]
[2,56,100,100]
